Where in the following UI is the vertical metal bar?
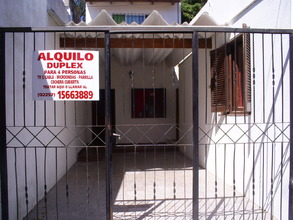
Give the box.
[252,33,256,124]
[280,34,284,123]
[192,31,199,220]
[44,147,48,220]
[105,31,113,220]
[280,34,285,220]
[13,33,16,127]
[271,34,275,123]
[223,144,226,218]
[14,148,19,219]
[270,142,274,219]
[289,33,293,220]
[34,148,39,219]
[23,32,29,219]
[233,33,237,123]
[55,148,59,219]
[261,142,265,219]
[252,143,255,219]
[43,32,48,220]
[53,32,57,127]
[214,142,218,218]
[242,143,245,219]
[262,34,266,123]
[204,144,207,219]
[204,32,208,124]
[214,32,218,122]
[0,30,9,220]
[233,144,236,219]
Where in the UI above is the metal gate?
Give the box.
[0,27,293,220]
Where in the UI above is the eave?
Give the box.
[60,37,212,49]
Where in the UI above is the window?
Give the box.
[210,33,251,114]
[112,14,148,24]
[131,88,166,118]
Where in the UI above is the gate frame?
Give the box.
[0,29,9,220]
[289,33,293,220]
[105,31,114,220]
[192,31,199,220]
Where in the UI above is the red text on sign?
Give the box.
[57,90,94,99]
[38,52,94,62]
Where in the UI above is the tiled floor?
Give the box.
[27,149,275,220]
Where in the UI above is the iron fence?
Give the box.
[0,27,292,220]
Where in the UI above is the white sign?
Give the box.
[32,50,99,101]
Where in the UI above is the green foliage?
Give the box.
[75,0,86,21]
[181,0,207,23]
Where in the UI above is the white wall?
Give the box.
[0,0,70,27]
[187,0,291,219]
[86,2,181,24]
[0,1,80,219]
[193,0,291,28]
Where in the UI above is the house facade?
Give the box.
[1,0,293,219]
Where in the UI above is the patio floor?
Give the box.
[26,148,274,220]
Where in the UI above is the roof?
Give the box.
[65,10,215,66]
[67,10,184,26]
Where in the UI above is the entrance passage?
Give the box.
[27,148,193,219]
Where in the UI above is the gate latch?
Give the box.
[112,133,121,140]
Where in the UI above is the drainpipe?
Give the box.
[177,2,182,24]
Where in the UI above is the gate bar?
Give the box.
[105,31,113,220]
[0,31,9,219]
[192,31,199,220]
[289,33,293,220]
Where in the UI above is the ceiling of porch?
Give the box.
[64,10,217,66]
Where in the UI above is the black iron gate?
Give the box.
[0,27,293,220]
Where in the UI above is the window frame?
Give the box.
[112,13,148,24]
[131,88,166,118]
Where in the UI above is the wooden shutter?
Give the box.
[210,46,229,113]
[210,33,251,114]
[232,33,251,113]
[233,35,244,112]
